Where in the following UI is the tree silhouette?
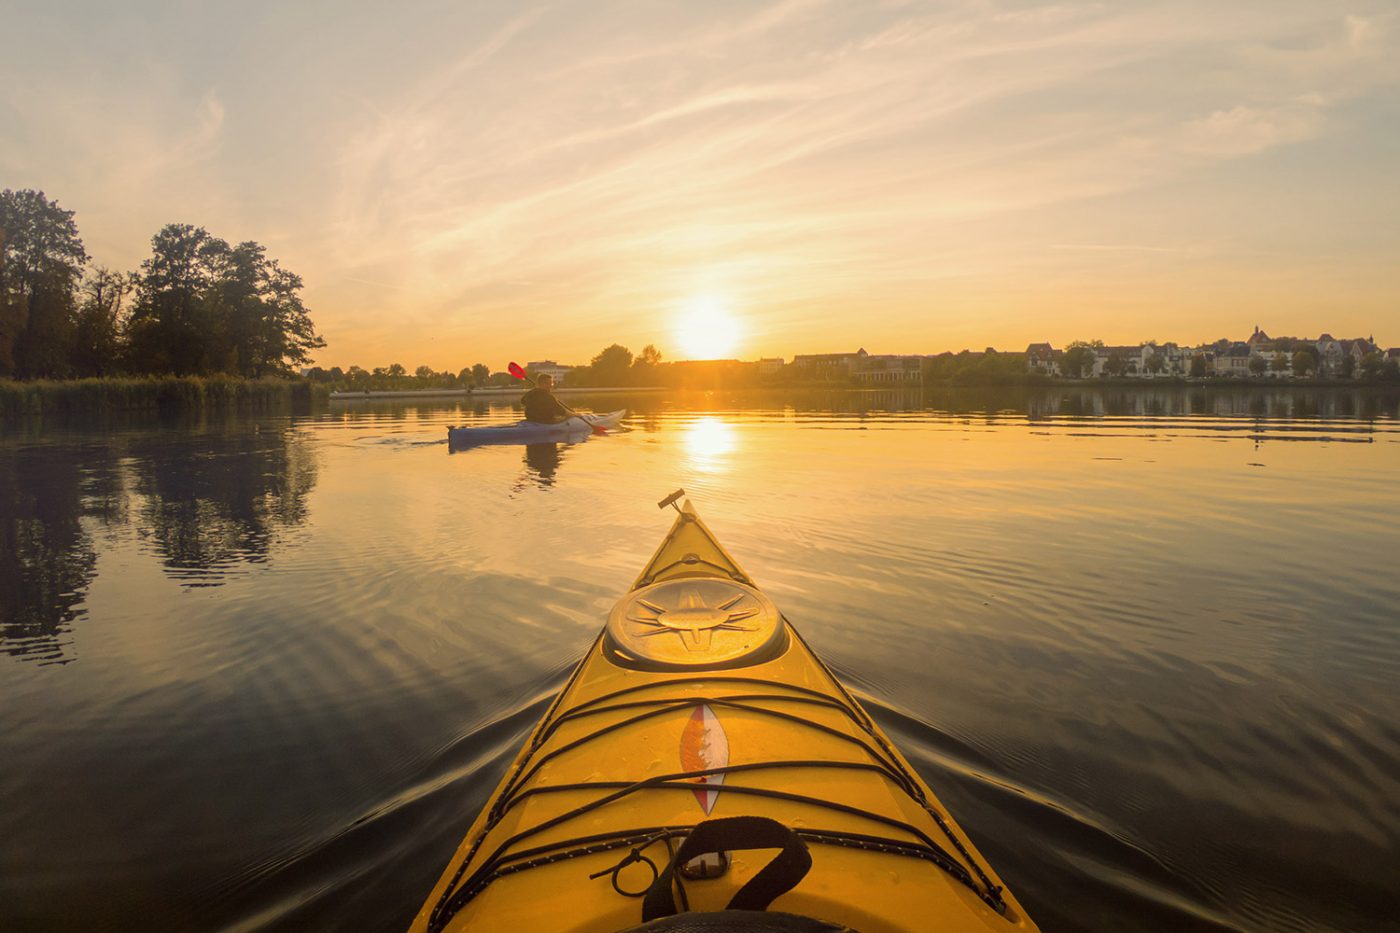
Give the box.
[1360,352,1384,379]
[0,189,89,377]
[1062,341,1100,378]
[583,344,633,386]
[125,224,223,374]
[630,344,662,384]
[70,268,133,377]
[127,226,323,376]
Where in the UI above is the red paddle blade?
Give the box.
[508,362,529,381]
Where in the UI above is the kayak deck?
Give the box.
[411,500,1037,932]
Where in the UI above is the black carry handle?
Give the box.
[642,817,813,922]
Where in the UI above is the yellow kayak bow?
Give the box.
[410,493,1038,933]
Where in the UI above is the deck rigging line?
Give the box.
[427,671,1008,931]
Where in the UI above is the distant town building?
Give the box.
[757,357,786,375]
[1020,328,1385,380]
[792,348,869,377]
[1314,336,1378,377]
[525,360,575,381]
[1215,342,1252,376]
[1149,342,1191,376]
[1092,345,1143,377]
[853,354,923,384]
[1025,343,1061,376]
[787,348,925,383]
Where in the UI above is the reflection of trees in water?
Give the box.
[127,427,317,584]
[494,387,1400,431]
[1,423,318,663]
[0,446,122,664]
[341,387,1400,426]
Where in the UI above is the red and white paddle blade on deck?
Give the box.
[680,703,729,814]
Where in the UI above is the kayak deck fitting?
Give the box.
[410,492,1038,932]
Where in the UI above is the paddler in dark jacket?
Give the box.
[520,373,576,424]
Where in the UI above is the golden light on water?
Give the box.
[683,417,736,473]
[674,296,742,361]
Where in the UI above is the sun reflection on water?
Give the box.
[683,417,736,472]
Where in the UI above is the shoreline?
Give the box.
[328,386,667,400]
[754,377,1391,390]
[332,377,1400,398]
[1020,376,1400,389]
[5,376,1397,422]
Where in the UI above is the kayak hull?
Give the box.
[411,501,1038,933]
[447,410,626,448]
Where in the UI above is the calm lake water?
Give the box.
[3,387,1399,933]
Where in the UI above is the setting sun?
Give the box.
[674,296,742,361]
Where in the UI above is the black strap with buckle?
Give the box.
[642,816,813,922]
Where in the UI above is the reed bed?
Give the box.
[0,376,326,421]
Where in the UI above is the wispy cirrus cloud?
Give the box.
[3,0,1399,362]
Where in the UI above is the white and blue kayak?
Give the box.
[447,409,626,448]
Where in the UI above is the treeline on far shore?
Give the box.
[308,345,674,392]
[555,343,1035,388]
[319,342,1400,396]
[313,344,1042,392]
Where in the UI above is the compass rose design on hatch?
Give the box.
[627,588,759,652]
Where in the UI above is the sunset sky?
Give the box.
[3,1,1398,368]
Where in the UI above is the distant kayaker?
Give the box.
[520,374,576,424]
